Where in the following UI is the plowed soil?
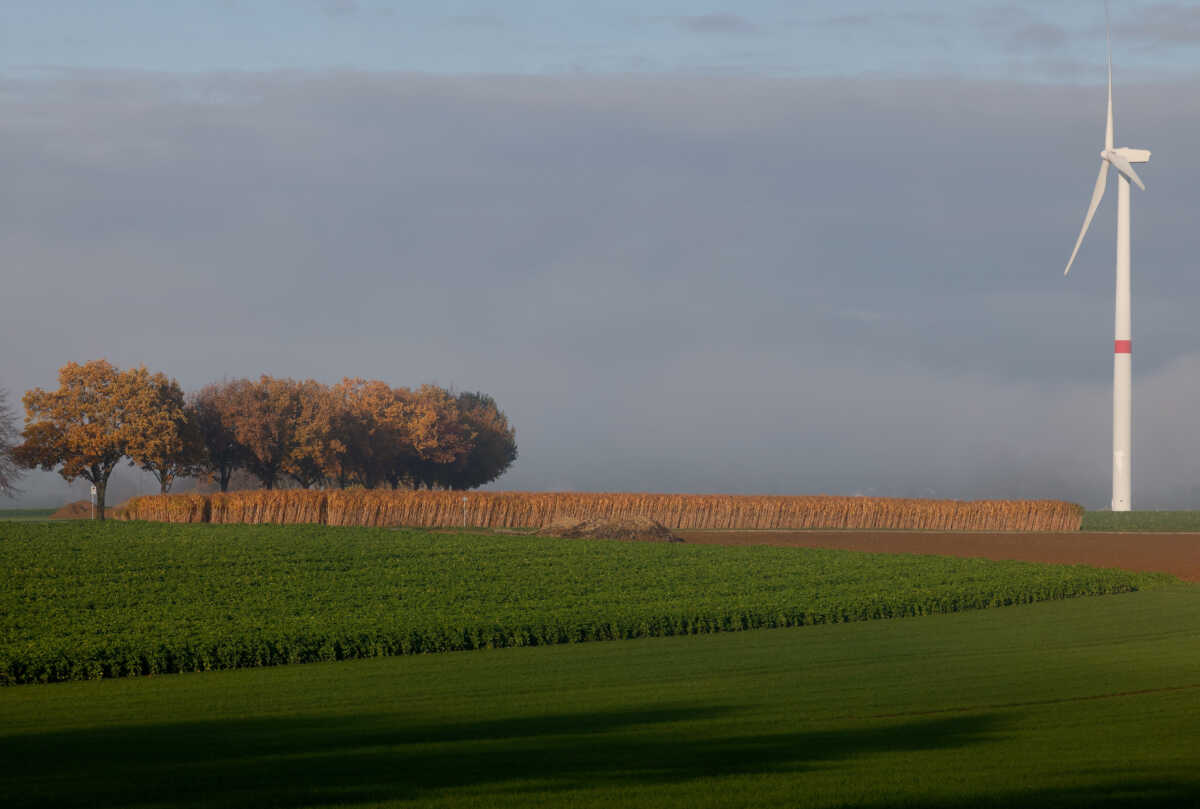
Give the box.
[674,530,1200,582]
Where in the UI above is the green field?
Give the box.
[0,508,55,522]
[4,521,1195,807]
[1082,510,1200,532]
[0,522,1173,684]
[2,585,1198,808]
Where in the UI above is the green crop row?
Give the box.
[1082,510,1200,531]
[0,522,1176,685]
[0,509,56,522]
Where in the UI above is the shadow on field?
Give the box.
[1,706,1003,808]
[7,707,1191,808]
[859,779,1200,809]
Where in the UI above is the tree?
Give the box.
[190,381,247,492]
[441,391,518,489]
[124,369,204,494]
[406,385,473,489]
[0,385,24,498]
[12,360,159,520]
[334,378,414,489]
[228,376,302,490]
[284,379,346,489]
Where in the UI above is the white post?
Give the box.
[1112,174,1132,511]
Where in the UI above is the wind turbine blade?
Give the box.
[1107,149,1146,191]
[1105,1,1113,151]
[1065,161,1109,276]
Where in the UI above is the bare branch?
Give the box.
[0,385,26,498]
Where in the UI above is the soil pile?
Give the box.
[538,517,684,543]
[49,501,93,520]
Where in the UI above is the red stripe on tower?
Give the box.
[1115,340,1132,354]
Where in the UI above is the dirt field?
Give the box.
[674,530,1200,582]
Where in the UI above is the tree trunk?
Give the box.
[94,477,107,521]
[154,467,172,495]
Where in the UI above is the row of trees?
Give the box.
[11,361,517,518]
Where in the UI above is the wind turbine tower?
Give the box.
[1062,5,1150,512]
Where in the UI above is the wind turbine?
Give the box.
[1063,4,1149,512]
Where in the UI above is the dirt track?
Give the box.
[674,530,1200,582]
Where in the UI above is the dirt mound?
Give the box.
[49,500,94,520]
[538,517,684,543]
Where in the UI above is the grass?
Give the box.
[1,521,1173,683]
[1,584,1198,808]
[1082,510,1200,532]
[0,508,55,522]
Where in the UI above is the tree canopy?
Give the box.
[14,362,518,515]
[12,360,176,518]
[123,368,202,494]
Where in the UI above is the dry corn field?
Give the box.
[114,491,1084,532]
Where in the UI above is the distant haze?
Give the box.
[4,70,1199,509]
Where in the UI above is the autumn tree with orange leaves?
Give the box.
[124,368,203,494]
[13,361,175,519]
[330,378,407,489]
[284,379,347,489]
[15,364,517,506]
[405,385,473,489]
[274,380,515,490]
[226,376,302,490]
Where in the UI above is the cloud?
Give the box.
[977,5,1069,53]
[449,14,505,30]
[1006,21,1067,52]
[673,13,758,35]
[1117,3,1200,46]
[321,0,358,18]
[815,14,874,28]
[809,11,947,29]
[3,70,1199,507]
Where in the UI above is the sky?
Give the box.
[3,2,1200,508]
[4,2,1200,79]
